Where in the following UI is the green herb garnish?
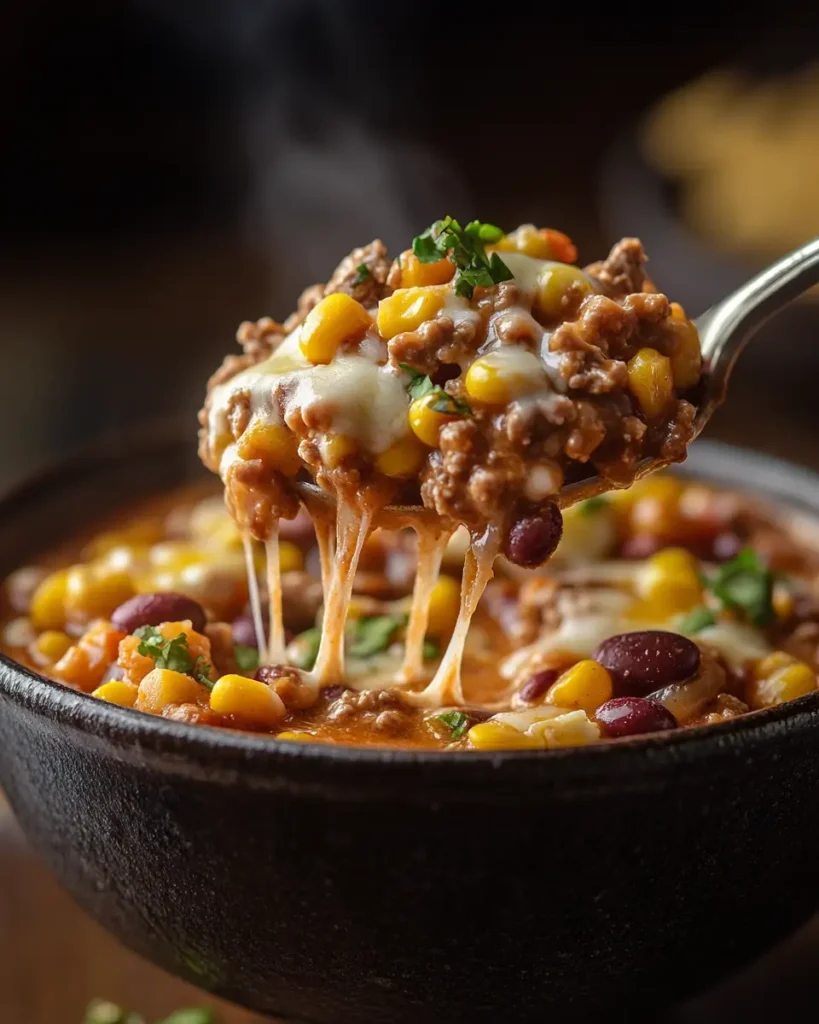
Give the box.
[579,496,608,517]
[290,627,322,670]
[423,638,440,661]
[401,368,471,416]
[160,1011,214,1024]
[412,217,512,298]
[349,615,406,658]
[84,1002,144,1024]
[704,547,774,627]
[436,710,470,740]
[134,626,212,687]
[678,605,716,634]
[234,643,260,673]
[352,262,371,285]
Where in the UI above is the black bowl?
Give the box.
[2,433,819,1024]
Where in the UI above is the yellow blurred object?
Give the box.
[534,264,593,321]
[749,661,816,709]
[320,434,357,469]
[467,721,540,750]
[209,674,286,726]
[92,680,139,707]
[31,630,73,665]
[85,521,163,560]
[408,392,459,447]
[627,348,675,418]
[545,660,613,714]
[399,251,454,288]
[464,349,544,405]
[149,542,203,571]
[375,433,427,478]
[276,730,315,741]
[628,476,685,538]
[638,547,703,615]
[754,650,796,680]
[64,565,135,622]
[300,293,372,364]
[237,421,302,476]
[427,574,461,637]
[137,669,206,712]
[495,224,554,260]
[668,304,702,389]
[377,286,447,340]
[772,587,795,621]
[279,541,304,573]
[30,568,71,630]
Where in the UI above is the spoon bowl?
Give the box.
[2,430,819,1022]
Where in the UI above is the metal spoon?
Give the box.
[299,237,819,520]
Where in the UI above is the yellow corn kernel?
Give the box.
[749,661,817,709]
[30,568,71,631]
[468,721,540,750]
[773,586,794,621]
[149,542,203,571]
[137,669,206,713]
[668,303,702,390]
[627,348,675,419]
[299,293,372,364]
[375,433,427,478]
[279,541,304,573]
[376,286,447,340]
[464,349,544,405]
[92,680,139,707]
[320,433,357,469]
[427,574,461,638]
[638,546,703,616]
[408,392,460,447]
[276,730,314,742]
[85,521,164,560]
[399,250,454,288]
[31,630,73,665]
[496,225,551,260]
[237,421,301,476]
[63,565,135,623]
[754,650,796,680]
[209,674,286,726]
[534,264,593,321]
[546,661,613,715]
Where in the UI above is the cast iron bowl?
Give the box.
[1,431,819,1024]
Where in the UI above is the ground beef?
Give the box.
[325,687,413,734]
[584,238,648,298]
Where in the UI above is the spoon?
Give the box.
[298,237,819,520]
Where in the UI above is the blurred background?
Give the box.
[2,3,819,484]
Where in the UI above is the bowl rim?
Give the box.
[2,432,819,786]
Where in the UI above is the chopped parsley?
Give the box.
[234,643,260,673]
[160,1012,214,1024]
[84,1002,213,1024]
[352,262,370,285]
[400,366,471,416]
[436,710,470,740]
[704,547,774,627]
[348,615,406,658]
[412,217,512,298]
[423,637,440,661]
[134,626,213,687]
[578,496,608,517]
[678,605,716,634]
[289,627,322,670]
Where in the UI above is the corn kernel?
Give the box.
[31,630,73,665]
[399,250,454,288]
[627,348,675,419]
[464,349,544,405]
[276,730,315,742]
[545,660,613,714]
[377,286,447,340]
[408,392,460,447]
[320,433,357,469]
[467,721,540,750]
[668,303,702,390]
[30,568,71,631]
[299,293,372,364]
[375,433,427,478]
[98,543,151,574]
[749,661,816,709]
[92,680,139,707]
[494,225,577,263]
[137,669,207,713]
[279,541,304,573]
[427,574,461,638]
[237,421,301,476]
[85,521,164,560]
[628,476,685,538]
[63,565,135,622]
[754,651,796,680]
[773,586,794,621]
[638,546,702,616]
[149,542,203,571]
[209,674,285,726]
[534,263,593,321]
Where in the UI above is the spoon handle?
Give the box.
[696,237,819,385]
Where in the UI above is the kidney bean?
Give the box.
[711,531,743,562]
[619,534,663,560]
[593,630,700,695]
[232,613,268,649]
[596,697,678,738]
[504,503,563,568]
[111,592,207,635]
[322,685,348,701]
[519,668,560,703]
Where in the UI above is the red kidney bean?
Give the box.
[519,668,560,703]
[596,697,678,738]
[232,613,268,648]
[711,531,743,562]
[111,593,207,635]
[322,685,348,701]
[593,630,700,695]
[504,503,563,568]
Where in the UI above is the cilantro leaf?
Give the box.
[408,374,436,400]
[578,496,608,517]
[234,644,260,673]
[352,263,370,285]
[398,363,425,381]
[348,615,406,658]
[194,656,214,690]
[436,710,470,740]
[423,638,440,661]
[84,1001,145,1024]
[429,390,471,416]
[134,626,213,685]
[290,627,322,670]
[160,1011,214,1024]
[678,606,716,634]
[411,217,513,299]
[704,548,774,627]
